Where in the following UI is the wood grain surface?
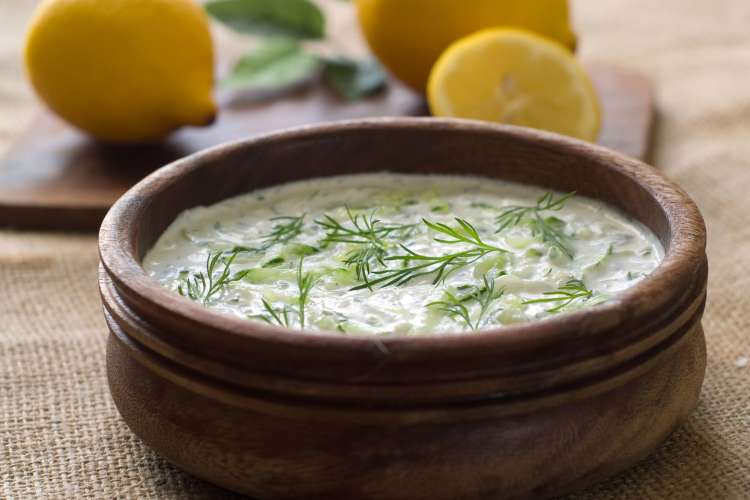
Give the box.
[0,63,652,231]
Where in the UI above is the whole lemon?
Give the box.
[355,0,577,92]
[24,0,216,143]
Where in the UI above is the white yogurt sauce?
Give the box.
[143,174,664,335]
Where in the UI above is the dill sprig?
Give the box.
[495,192,575,259]
[473,274,505,325]
[523,279,594,313]
[251,258,318,329]
[429,297,473,329]
[178,249,250,304]
[428,274,504,330]
[296,258,317,329]
[352,218,507,290]
[316,208,416,285]
[232,214,306,255]
[255,299,294,328]
[260,214,305,248]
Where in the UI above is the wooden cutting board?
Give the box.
[0,62,653,232]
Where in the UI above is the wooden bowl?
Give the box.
[98,118,707,500]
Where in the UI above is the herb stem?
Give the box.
[251,257,317,329]
[178,248,251,304]
[316,207,416,287]
[233,214,306,255]
[296,257,317,329]
[353,217,507,290]
[495,192,575,258]
[523,279,594,312]
[428,274,504,330]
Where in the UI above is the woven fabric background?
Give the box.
[1,0,748,498]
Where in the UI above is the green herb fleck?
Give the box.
[296,258,317,329]
[252,299,295,327]
[470,201,495,209]
[495,192,576,259]
[428,274,504,330]
[523,279,595,313]
[233,214,305,254]
[283,243,319,257]
[262,214,305,247]
[250,258,318,329]
[262,256,285,268]
[428,297,473,330]
[178,249,251,304]
[430,202,451,213]
[472,274,505,326]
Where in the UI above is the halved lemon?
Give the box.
[428,28,601,141]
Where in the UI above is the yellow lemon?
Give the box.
[428,29,601,141]
[24,0,216,143]
[355,0,576,92]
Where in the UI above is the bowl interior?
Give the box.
[100,118,706,384]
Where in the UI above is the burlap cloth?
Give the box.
[1,0,748,498]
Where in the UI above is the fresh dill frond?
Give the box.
[353,218,507,290]
[473,274,505,326]
[262,214,305,247]
[229,214,306,255]
[177,248,251,304]
[250,258,318,329]
[428,296,474,329]
[495,192,576,259]
[296,258,317,329]
[316,207,416,286]
[423,218,500,249]
[428,274,504,330]
[316,207,415,244]
[523,278,594,313]
[250,299,294,328]
[343,244,385,285]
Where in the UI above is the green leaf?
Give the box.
[322,57,387,100]
[205,0,325,39]
[222,38,320,91]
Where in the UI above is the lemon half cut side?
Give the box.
[428,28,601,141]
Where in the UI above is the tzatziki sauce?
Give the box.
[143,174,664,335]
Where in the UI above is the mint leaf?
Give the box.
[323,57,387,100]
[222,38,321,91]
[205,0,325,39]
